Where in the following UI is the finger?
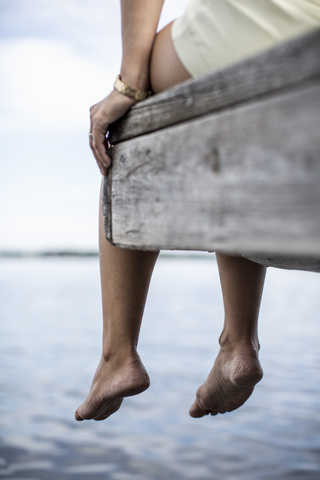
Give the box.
[90,142,107,175]
[89,135,108,176]
[88,107,94,145]
[92,145,109,176]
[89,106,107,175]
[96,159,108,177]
[92,127,112,171]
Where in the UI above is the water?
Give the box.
[0,254,319,479]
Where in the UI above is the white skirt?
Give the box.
[172,0,320,78]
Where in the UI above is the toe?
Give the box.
[189,400,206,418]
[75,403,94,421]
[74,409,84,421]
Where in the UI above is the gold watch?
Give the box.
[113,75,152,101]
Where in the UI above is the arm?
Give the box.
[90,0,165,175]
[120,0,165,90]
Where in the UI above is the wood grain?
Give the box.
[103,30,320,271]
[105,82,320,265]
[109,28,320,144]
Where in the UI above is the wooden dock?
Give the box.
[103,28,320,272]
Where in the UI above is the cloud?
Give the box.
[0,0,120,59]
[0,0,122,133]
[0,0,190,250]
[0,38,119,132]
[0,0,190,133]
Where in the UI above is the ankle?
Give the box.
[102,344,138,364]
[219,330,260,354]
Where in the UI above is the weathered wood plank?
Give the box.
[104,81,320,266]
[242,254,320,272]
[110,28,320,144]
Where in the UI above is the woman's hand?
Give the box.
[89,89,136,176]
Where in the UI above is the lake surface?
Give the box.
[0,254,319,479]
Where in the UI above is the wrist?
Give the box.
[114,74,152,101]
[120,67,150,92]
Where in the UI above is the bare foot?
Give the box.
[75,352,150,421]
[189,346,263,417]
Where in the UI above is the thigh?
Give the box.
[150,21,191,94]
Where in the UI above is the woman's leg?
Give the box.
[75,20,266,421]
[150,21,191,92]
[75,188,158,421]
[75,22,191,421]
[151,23,268,418]
[189,254,266,417]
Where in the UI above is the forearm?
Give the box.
[120,0,165,90]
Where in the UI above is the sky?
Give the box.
[0,0,189,252]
